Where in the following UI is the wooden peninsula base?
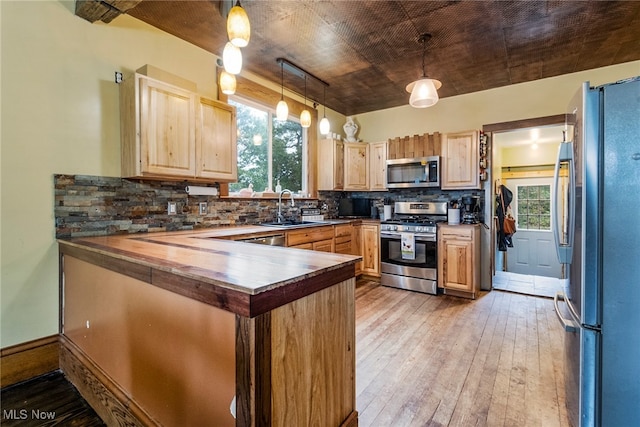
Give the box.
[59,231,358,427]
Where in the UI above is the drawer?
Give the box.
[335,234,351,245]
[287,226,334,246]
[290,242,313,250]
[439,226,473,240]
[334,224,353,238]
[335,241,352,254]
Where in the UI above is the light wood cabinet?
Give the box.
[344,143,369,191]
[353,223,363,275]
[369,141,387,191]
[334,223,354,255]
[360,222,380,277]
[120,73,237,182]
[441,130,480,189]
[287,226,335,252]
[438,224,481,299]
[196,97,237,181]
[317,139,344,191]
[318,140,386,192]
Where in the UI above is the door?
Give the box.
[506,177,563,278]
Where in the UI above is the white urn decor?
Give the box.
[343,116,359,142]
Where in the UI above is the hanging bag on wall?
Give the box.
[501,190,516,235]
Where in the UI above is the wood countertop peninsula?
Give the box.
[58,225,361,318]
[59,223,360,427]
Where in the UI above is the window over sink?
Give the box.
[229,97,308,195]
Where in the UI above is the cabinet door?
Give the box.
[353,224,363,275]
[361,223,380,276]
[197,97,237,181]
[441,239,474,292]
[317,139,344,190]
[139,76,196,177]
[344,143,369,190]
[441,130,479,189]
[369,141,387,191]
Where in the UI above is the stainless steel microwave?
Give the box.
[385,156,440,188]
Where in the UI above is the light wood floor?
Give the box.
[355,280,570,427]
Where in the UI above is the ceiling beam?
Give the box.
[75,0,142,24]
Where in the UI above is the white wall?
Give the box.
[1,0,638,348]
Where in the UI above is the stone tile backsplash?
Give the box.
[54,174,485,238]
[54,175,313,238]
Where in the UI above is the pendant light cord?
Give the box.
[323,86,326,117]
[418,33,431,78]
[280,62,284,100]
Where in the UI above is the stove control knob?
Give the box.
[392,225,398,231]
[416,226,423,233]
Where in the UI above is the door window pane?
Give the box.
[515,184,551,231]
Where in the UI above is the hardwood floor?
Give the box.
[1,280,569,427]
[355,280,570,427]
[0,371,104,426]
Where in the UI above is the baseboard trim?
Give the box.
[340,410,359,427]
[1,335,59,388]
[59,335,156,427]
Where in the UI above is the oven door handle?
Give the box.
[380,232,436,243]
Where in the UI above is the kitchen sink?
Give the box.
[260,220,329,228]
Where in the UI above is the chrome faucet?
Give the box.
[278,189,294,223]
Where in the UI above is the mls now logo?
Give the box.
[3,409,56,420]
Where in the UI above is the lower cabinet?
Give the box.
[334,224,354,255]
[287,226,335,253]
[359,222,380,277]
[437,224,480,299]
[286,222,379,277]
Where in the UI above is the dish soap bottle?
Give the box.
[275,179,282,193]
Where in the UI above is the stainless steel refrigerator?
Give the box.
[553,77,640,427]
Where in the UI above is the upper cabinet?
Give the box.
[196,97,237,181]
[369,141,387,191]
[120,72,237,182]
[317,138,344,191]
[318,139,386,192]
[344,142,369,191]
[441,130,480,190]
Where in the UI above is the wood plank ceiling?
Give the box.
[76,0,640,116]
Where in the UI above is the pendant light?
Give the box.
[227,0,250,48]
[300,75,311,128]
[219,70,236,95]
[319,85,330,135]
[223,41,242,75]
[276,61,289,121]
[405,33,441,108]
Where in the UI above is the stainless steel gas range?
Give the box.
[380,201,448,295]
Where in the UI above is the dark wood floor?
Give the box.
[1,280,569,427]
[0,370,104,426]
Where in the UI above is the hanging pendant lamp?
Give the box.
[406,33,441,108]
[227,0,250,48]
[223,41,242,75]
[276,61,289,121]
[319,85,330,135]
[219,70,236,95]
[300,76,311,128]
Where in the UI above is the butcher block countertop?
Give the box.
[58,225,361,318]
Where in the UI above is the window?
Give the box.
[516,184,551,230]
[229,97,307,194]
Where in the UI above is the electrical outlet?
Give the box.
[199,202,207,215]
[168,202,177,215]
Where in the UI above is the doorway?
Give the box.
[486,118,566,298]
